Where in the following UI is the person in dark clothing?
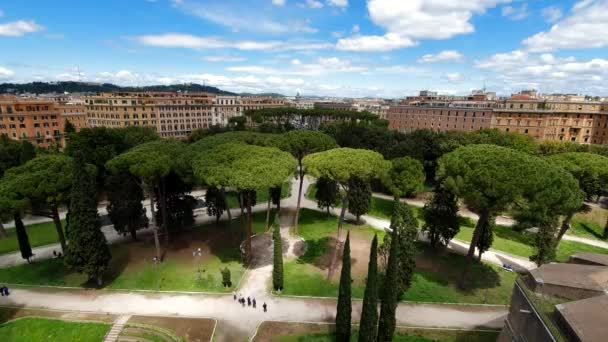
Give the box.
[263,302,267,312]
[2,286,8,296]
[247,297,251,306]
[233,293,237,301]
[252,298,256,308]
[0,286,5,296]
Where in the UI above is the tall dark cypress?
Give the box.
[335,232,352,342]
[14,213,33,262]
[64,152,111,286]
[377,224,400,341]
[272,216,284,291]
[358,234,379,342]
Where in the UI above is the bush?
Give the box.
[221,267,232,287]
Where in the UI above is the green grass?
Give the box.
[0,220,65,255]
[0,317,110,342]
[455,224,608,262]
[278,328,498,342]
[568,206,607,241]
[282,209,515,304]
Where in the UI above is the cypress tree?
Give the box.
[14,213,33,262]
[347,176,372,224]
[335,232,352,342]
[272,215,284,291]
[64,152,111,286]
[358,234,379,342]
[377,223,400,341]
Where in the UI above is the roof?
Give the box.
[529,263,608,292]
[570,252,608,266]
[556,295,608,342]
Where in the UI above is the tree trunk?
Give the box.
[336,194,348,241]
[245,192,253,265]
[160,177,169,247]
[294,160,304,234]
[149,189,161,262]
[461,209,489,288]
[52,206,67,253]
[97,273,103,287]
[0,221,7,239]
[129,227,137,241]
[222,187,232,221]
[239,192,245,216]
[265,191,272,231]
[556,211,575,243]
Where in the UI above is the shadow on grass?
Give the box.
[579,223,604,240]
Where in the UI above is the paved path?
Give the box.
[104,315,131,342]
[0,288,507,339]
[372,192,608,250]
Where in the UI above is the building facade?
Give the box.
[388,91,608,144]
[0,95,64,147]
[58,103,87,132]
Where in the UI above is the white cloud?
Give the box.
[524,0,608,52]
[475,50,608,93]
[327,0,348,7]
[351,24,359,33]
[304,0,324,8]
[0,20,43,37]
[501,4,528,21]
[418,50,464,63]
[291,59,302,65]
[272,0,286,6]
[226,57,367,76]
[444,72,463,82]
[226,66,278,74]
[541,6,562,23]
[336,33,415,52]
[205,55,246,62]
[136,33,332,51]
[337,0,511,52]
[0,66,14,78]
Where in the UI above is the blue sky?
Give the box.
[1,0,607,97]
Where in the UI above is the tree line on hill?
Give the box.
[0,81,236,95]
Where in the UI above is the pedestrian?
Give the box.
[252,298,256,308]
[53,250,57,257]
[241,298,245,307]
[263,302,267,312]
[233,293,237,301]
[0,286,5,296]
[247,297,251,306]
[3,286,8,296]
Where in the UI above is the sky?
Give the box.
[1,0,607,98]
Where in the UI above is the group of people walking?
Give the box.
[234,293,267,312]
[0,285,9,296]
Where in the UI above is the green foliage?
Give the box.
[14,213,33,261]
[271,186,282,210]
[245,108,381,129]
[335,232,352,342]
[358,234,379,342]
[530,218,558,266]
[347,176,372,223]
[389,203,418,297]
[155,172,196,230]
[194,143,297,191]
[221,267,232,287]
[378,219,400,342]
[303,148,391,186]
[315,177,339,216]
[189,131,283,155]
[422,189,460,248]
[63,119,76,134]
[205,186,226,223]
[228,116,247,130]
[273,217,284,291]
[382,157,425,197]
[0,317,110,342]
[105,172,148,240]
[0,136,23,177]
[64,152,111,285]
[19,140,36,165]
[546,152,608,200]
[475,216,495,260]
[282,130,337,161]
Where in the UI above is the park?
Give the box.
[1,116,608,341]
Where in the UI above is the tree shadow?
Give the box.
[579,223,604,239]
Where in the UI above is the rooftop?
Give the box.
[529,263,608,293]
[570,252,608,267]
[556,295,608,342]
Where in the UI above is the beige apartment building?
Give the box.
[389,91,608,145]
[58,103,87,132]
[0,95,64,147]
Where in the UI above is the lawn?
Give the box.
[0,317,110,342]
[568,206,607,241]
[282,209,516,304]
[455,225,608,262]
[0,217,260,292]
[0,219,65,255]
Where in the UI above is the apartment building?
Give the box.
[58,103,87,132]
[0,95,64,147]
[213,95,242,126]
[388,90,608,144]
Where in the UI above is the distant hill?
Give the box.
[239,92,286,97]
[0,81,237,95]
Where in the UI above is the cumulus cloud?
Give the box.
[226,56,367,76]
[444,72,463,83]
[523,0,608,52]
[304,0,324,8]
[417,50,464,63]
[336,0,510,52]
[0,66,14,78]
[272,0,286,6]
[327,0,348,7]
[205,55,247,62]
[136,33,332,51]
[0,20,43,36]
[475,50,608,93]
[541,6,562,23]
